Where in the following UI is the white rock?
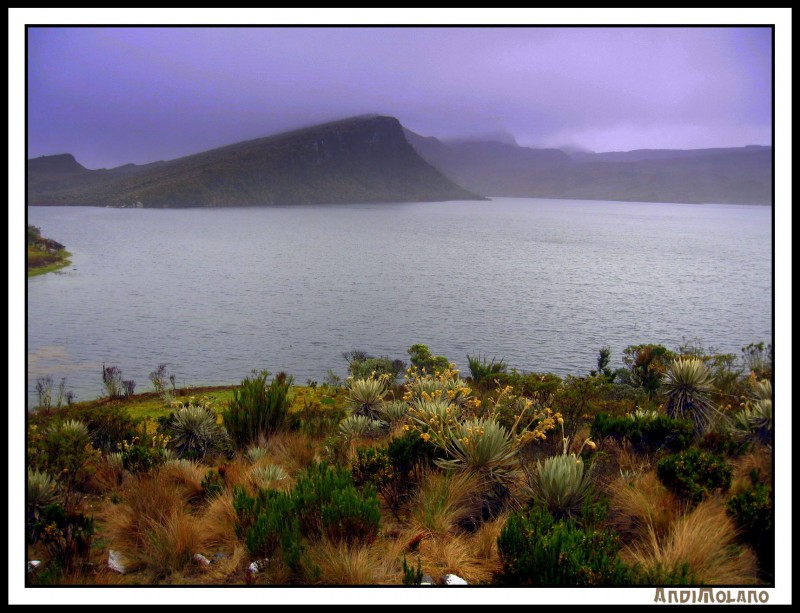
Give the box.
[193,553,211,566]
[108,550,126,574]
[27,560,41,573]
[248,559,269,574]
[443,574,468,585]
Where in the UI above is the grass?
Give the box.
[27,246,72,277]
[26,350,775,587]
[623,498,759,585]
[409,469,485,536]
[607,470,680,542]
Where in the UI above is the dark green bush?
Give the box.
[386,430,444,476]
[592,413,693,454]
[121,444,163,475]
[292,463,380,545]
[234,463,381,571]
[200,468,225,499]
[402,556,423,585]
[407,344,450,375]
[700,430,751,457]
[223,370,293,447]
[656,448,731,504]
[727,482,773,581]
[233,486,300,570]
[33,503,94,573]
[497,506,632,586]
[349,356,406,381]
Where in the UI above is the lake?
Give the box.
[26,198,772,405]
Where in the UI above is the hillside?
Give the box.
[27,116,483,207]
[404,130,772,205]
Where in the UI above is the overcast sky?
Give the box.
[27,26,772,169]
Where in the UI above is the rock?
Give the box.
[27,560,41,573]
[420,574,434,585]
[193,553,211,566]
[248,559,269,574]
[107,550,126,574]
[443,574,468,585]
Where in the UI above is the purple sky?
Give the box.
[27,26,772,169]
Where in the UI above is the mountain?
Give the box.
[404,130,772,205]
[27,116,483,207]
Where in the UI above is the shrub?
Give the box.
[700,429,751,457]
[292,396,346,438]
[402,556,423,585]
[169,403,230,459]
[622,344,674,397]
[345,375,389,418]
[102,364,125,400]
[386,430,444,477]
[291,463,381,545]
[438,418,520,487]
[488,371,562,400]
[339,414,383,440]
[223,370,293,447]
[662,358,720,434]
[656,449,731,504]
[741,342,772,380]
[38,420,99,505]
[27,469,59,542]
[33,503,94,573]
[524,454,593,519]
[733,399,772,446]
[201,468,225,499]
[407,344,450,375]
[727,482,773,581]
[497,506,632,586]
[591,412,693,454]
[375,400,408,425]
[119,438,164,475]
[345,353,405,382]
[467,354,507,383]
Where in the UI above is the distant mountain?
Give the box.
[404,130,772,205]
[27,116,483,207]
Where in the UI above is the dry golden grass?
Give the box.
[194,491,240,554]
[608,470,680,541]
[160,460,205,500]
[417,534,496,585]
[269,432,322,476]
[89,455,126,493]
[623,498,759,585]
[300,538,404,585]
[409,469,485,535]
[101,474,202,579]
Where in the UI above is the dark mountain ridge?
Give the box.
[27,116,483,207]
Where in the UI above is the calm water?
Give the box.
[26,198,772,405]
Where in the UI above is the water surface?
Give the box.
[26,198,772,404]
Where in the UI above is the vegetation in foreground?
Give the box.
[27,225,71,277]
[25,341,774,586]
